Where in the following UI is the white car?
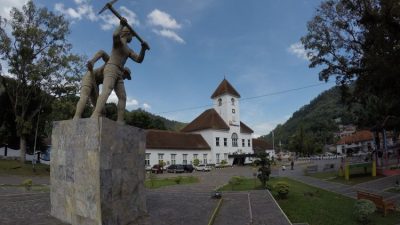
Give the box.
[195,164,211,172]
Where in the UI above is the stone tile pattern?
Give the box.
[51,118,147,225]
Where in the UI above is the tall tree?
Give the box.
[0,1,83,162]
[302,0,400,130]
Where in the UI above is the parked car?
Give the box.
[167,164,185,173]
[145,165,152,172]
[195,164,211,172]
[151,164,164,174]
[183,164,194,173]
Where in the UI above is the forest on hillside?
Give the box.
[260,86,356,155]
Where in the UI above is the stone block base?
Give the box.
[50,118,148,225]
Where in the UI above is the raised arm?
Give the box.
[129,42,149,63]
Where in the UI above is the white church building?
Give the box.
[145,79,258,167]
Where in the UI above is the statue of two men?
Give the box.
[74,17,149,123]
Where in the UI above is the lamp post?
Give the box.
[32,104,42,171]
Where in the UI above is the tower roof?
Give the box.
[211,79,241,99]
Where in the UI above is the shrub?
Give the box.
[193,158,200,166]
[275,181,289,199]
[22,179,32,191]
[148,173,157,187]
[220,160,227,166]
[174,176,182,184]
[354,199,376,223]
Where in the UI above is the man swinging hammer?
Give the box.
[90,16,149,123]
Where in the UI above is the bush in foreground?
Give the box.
[275,181,289,199]
[354,199,376,224]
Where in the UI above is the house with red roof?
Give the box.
[145,79,261,167]
[336,130,374,155]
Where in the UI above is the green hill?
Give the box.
[259,86,355,153]
[125,108,187,131]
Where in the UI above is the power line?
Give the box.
[155,81,333,115]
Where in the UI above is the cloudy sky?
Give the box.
[0,0,335,137]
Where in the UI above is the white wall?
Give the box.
[145,149,211,167]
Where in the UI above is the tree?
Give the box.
[302,0,400,130]
[254,152,271,188]
[0,1,83,162]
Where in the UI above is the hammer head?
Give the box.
[98,0,118,14]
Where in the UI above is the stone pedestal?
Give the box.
[50,118,148,225]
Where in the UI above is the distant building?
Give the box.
[252,139,275,158]
[336,130,374,155]
[335,124,357,138]
[145,79,255,167]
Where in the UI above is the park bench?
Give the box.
[357,191,396,216]
[322,163,335,171]
[306,165,318,173]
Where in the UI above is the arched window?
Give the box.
[231,133,238,147]
[218,98,222,106]
[231,98,235,105]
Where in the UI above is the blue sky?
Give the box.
[1,0,335,136]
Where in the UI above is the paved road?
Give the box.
[0,166,292,225]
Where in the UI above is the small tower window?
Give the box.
[232,109,235,113]
[218,98,222,106]
[231,98,235,105]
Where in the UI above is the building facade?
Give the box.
[145,79,257,167]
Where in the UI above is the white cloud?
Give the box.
[147,9,181,29]
[147,9,185,44]
[143,103,151,110]
[99,6,139,31]
[126,99,139,109]
[288,42,310,60]
[54,1,139,30]
[106,91,139,110]
[54,2,97,22]
[153,28,185,44]
[0,0,27,20]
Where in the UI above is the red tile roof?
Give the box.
[240,121,254,134]
[252,139,273,154]
[211,79,241,99]
[337,130,374,145]
[146,130,211,150]
[181,109,230,132]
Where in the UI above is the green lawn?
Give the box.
[0,184,50,192]
[219,176,400,225]
[218,177,263,191]
[385,187,400,193]
[0,159,50,176]
[145,176,199,189]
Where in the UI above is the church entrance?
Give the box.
[232,157,245,166]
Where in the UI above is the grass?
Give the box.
[145,176,199,189]
[307,167,383,185]
[218,177,263,191]
[219,176,400,225]
[268,177,400,225]
[385,187,400,193]
[0,184,50,192]
[0,159,50,176]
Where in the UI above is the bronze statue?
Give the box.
[90,14,149,124]
[73,50,131,120]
